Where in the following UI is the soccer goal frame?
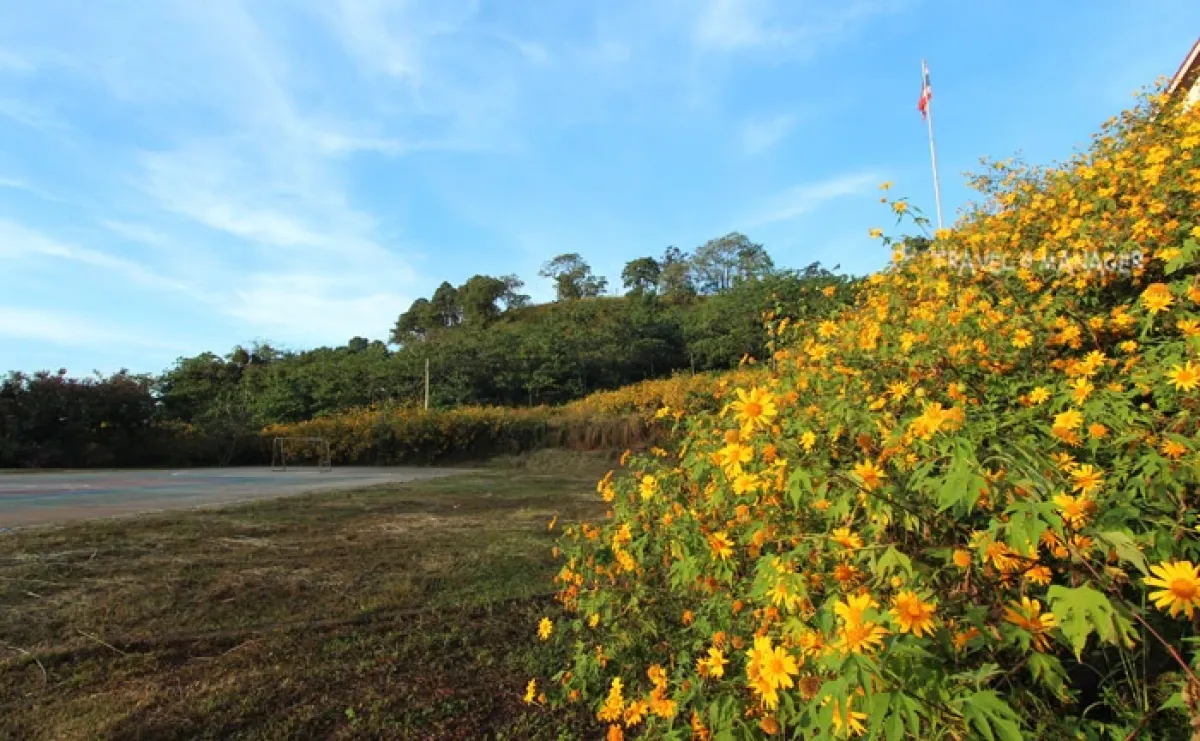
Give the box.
[270,436,332,472]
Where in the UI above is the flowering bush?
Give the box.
[263,404,663,464]
[533,91,1200,738]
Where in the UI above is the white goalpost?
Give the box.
[270,436,332,473]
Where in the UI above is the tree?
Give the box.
[692,233,773,294]
[391,298,434,345]
[539,253,608,301]
[458,275,509,326]
[622,257,662,296]
[430,281,462,329]
[500,274,531,311]
[659,246,696,302]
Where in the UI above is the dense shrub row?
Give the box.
[531,91,1200,739]
[262,405,663,465]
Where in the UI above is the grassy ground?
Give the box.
[0,461,608,740]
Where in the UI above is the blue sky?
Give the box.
[1,0,1197,376]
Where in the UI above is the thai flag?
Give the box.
[918,60,932,120]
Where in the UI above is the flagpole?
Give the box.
[923,59,944,231]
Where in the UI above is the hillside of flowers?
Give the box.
[530,90,1200,739]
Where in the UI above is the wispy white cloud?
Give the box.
[693,0,900,54]
[0,48,34,73]
[0,175,66,202]
[0,306,185,351]
[0,218,205,298]
[746,171,882,227]
[0,96,67,130]
[99,220,172,248]
[739,113,798,155]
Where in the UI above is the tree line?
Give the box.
[0,233,858,467]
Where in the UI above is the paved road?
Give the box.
[0,467,462,529]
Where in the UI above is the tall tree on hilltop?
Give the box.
[692,233,774,294]
[430,281,462,328]
[500,274,531,310]
[658,246,696,302]
[538,253,608,301]
[622,257,662,296]
[390,297,434,345]
[458,275,510,327]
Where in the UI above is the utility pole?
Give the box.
[424,357,430,410]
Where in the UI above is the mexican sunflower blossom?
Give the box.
[1144,560,1200,619]
[829,696,868,738]
[1141,283,1175,314]
[830,527,864,550]
[729,386,778,432]
[537,617,553,641]
[1167,361,1200,392]
[708,531,735,561]
[851,460,887,491]
[597,677,624,722]
[1003,597,1058,651]
[745,636,798,709]
[890,591,937,637]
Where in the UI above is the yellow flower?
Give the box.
[537,617,553,641]
[1144,560,1200,619]
[524,678,538,705]
[800,430,817,452]
[952,549,973,569]
[1087,423,1108,439]
[1053,492,1094,529]
[1012,329,1033,348]
[702,646,728,678]
[729,386,778,432]
[890,591,937,637]
[589,613,601,628]
[639,474,658,500]
[606,724,624,741]
[1167,361,1200,392]
[760,715,781,735]
[833,620,889,655]
[1053,409,1083,431]
[709,531,735,561]
[851,460,887,491]
[892,200,909,215]
[1025,565,1052,586]
[597,677,625,722]
[868,227,883,238]
[623,699,648,727]
[829,527,863,550]
[1003,597,1058,651]
[833,593,877,625]
[1028,387,1051,405]
[1070,464,1104,495]
[830,696,868,737]
[1161,438,1188,459]
[1141,283,1174,314]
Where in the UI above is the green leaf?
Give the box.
[960,690,1023,741]
[1027,652,1069,699]
[1046,584,1119,659]
[873,546,914,580]
[1005,499,1054,553]
[1096,531,1149,576]
[937,443,986,513]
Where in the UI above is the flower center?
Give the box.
[1170,577,1198,600]
[744,401,762,418]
